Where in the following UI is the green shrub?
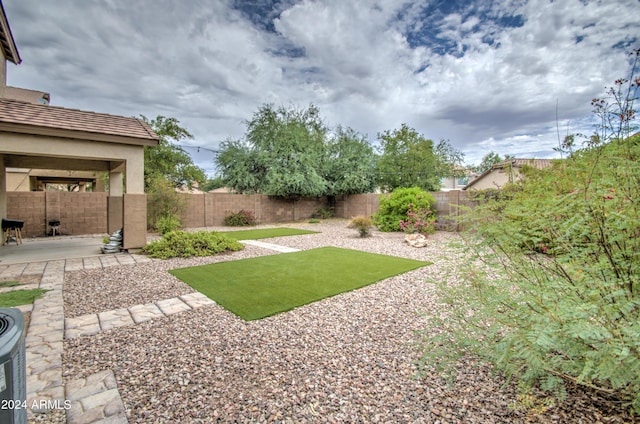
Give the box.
[223,210,256,226]
[373,187,436,232]
[147,177,186,231]
[156,213,182,235]
[142,230,244,259]
[423,136,640,412]
[347,215,373,237]
[308,218,321,224]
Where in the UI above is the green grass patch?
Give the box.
[0,288,49,307]
[218,227,319,240]
[170,246,431,320]
[0,281,20,289]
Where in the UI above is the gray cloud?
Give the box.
[4,0,639,172]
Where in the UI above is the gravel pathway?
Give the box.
[62,220,630,423]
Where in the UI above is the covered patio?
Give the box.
[0,99,158,251]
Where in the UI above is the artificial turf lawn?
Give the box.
[218,227,319,240]
[169,246,431,321]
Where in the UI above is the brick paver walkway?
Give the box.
[0,252,154,423]
[1,240,287,423]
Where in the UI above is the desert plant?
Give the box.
[147,177,186,231]
[421,63,640,414]
[142,230,244,259]
[348,216,373,237]
[156,213,182,235]
[373,187,436,232]
[223,210,256,226]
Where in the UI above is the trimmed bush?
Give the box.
[223,210,256,226]
[348,215,373,237]
[142,230,244,259]
[373,187,436,232]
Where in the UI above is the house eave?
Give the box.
[0,1,21,64]
[0,122,159,146]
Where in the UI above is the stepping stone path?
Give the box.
[238,239,301,253]
[65,293,215,339]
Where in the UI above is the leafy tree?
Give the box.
[473,151,503,173]
[217,104,377,198]
[323,126,377,196]
[434,138,466,178]
[141,115,207,191]
[376,124,461,192]
[421,64,640,414]
[201,176,226,192]
[146,177,186,231]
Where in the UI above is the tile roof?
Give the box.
[494,158,554,170]
[0,0,20,64]
[0,98,158,144]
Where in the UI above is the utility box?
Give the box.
[0,308,27,424]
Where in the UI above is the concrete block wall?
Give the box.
[6,192,107,237]
[6,191,46,237]
[335,194,379,219]
[178,193,205,228]
[4,190,471,240]
[58,192,108,235]
[200,194,328,226]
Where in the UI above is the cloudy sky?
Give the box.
[4,0,639,175]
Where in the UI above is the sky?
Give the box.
[4,0,639,176]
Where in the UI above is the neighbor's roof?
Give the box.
[463,158,554,190]
[4,86,50,104]
[493,158,553,170]
[0,0,20,64]
[0,98,159,145]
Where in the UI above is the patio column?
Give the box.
[122,151,147,250]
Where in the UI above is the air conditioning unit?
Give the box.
[0,308,27,424]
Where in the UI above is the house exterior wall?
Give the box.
[6,168,104,191]
[4,86,49,104]
[465,168,521,190]
[6,167,29,190]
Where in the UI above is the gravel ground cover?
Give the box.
[62,220,631,423]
